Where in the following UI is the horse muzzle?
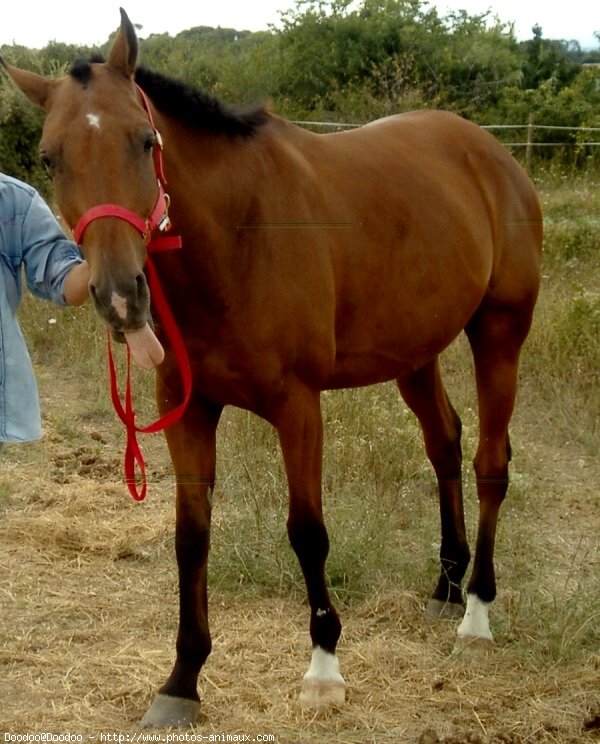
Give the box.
[89,271,151,334]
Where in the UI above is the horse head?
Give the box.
[1,10,164,353]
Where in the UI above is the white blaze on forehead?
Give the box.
[111,292,128,320]
[86,113,101,130]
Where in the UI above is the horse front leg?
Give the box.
[141,398,222,728]
[272,384,345,709]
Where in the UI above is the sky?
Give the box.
[0,1,597,51]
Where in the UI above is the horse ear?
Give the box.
[107,7,139,78]
[0,60,55,110]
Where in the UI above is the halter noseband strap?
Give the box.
[72,188,173,246]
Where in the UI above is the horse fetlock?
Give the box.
[432,570,467,607]
[140,693,201,728]
[452,594,495,658]
[310,605,342,650]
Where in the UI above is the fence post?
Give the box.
[526,114,534,171]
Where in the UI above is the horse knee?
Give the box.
[473,428,511,482]
[473,452,510,494]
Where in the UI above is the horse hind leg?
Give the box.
[397,358,471,620]
[457,301,534,648]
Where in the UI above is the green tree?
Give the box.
[1,0,598,178]
[0,48,48,193]
[270,0,522,119]
[520,24,580,89]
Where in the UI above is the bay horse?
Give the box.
[1,9,542,728]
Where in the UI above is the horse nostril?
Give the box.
[135,272,148,299]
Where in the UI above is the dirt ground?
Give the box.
[1,365,599,744]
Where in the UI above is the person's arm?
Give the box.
[21,188,86,305]
[62,260,90,306]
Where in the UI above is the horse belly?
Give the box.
[328,329,459,389]
[328,259,488,388]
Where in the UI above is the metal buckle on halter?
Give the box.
[158,214,172,232]
[158,192,172,232]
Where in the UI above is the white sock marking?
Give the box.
[303,646,345,684]
[457,593,493,641]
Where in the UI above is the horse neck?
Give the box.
[154,114,267,310]
[153,112,319,306]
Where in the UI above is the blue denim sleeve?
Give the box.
[21,189,83,305]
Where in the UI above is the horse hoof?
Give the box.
[425,598,464,621]
[299,679,346,709]
[453,635,494,657]
[140,693,201,728]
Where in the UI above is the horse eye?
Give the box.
[40,152,54,173]
[143,135,155,153]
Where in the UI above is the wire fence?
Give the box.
[293,119,600,167]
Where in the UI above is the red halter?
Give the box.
[72,85,191,501]
[72,85,178,251]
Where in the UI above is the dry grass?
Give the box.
[1,410,598,743]
[1,356,598,742]
[1,170,599,742]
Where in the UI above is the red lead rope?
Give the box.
[107,251,192,501]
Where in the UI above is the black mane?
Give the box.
[134,66,269,138]
[68,59,268,138]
